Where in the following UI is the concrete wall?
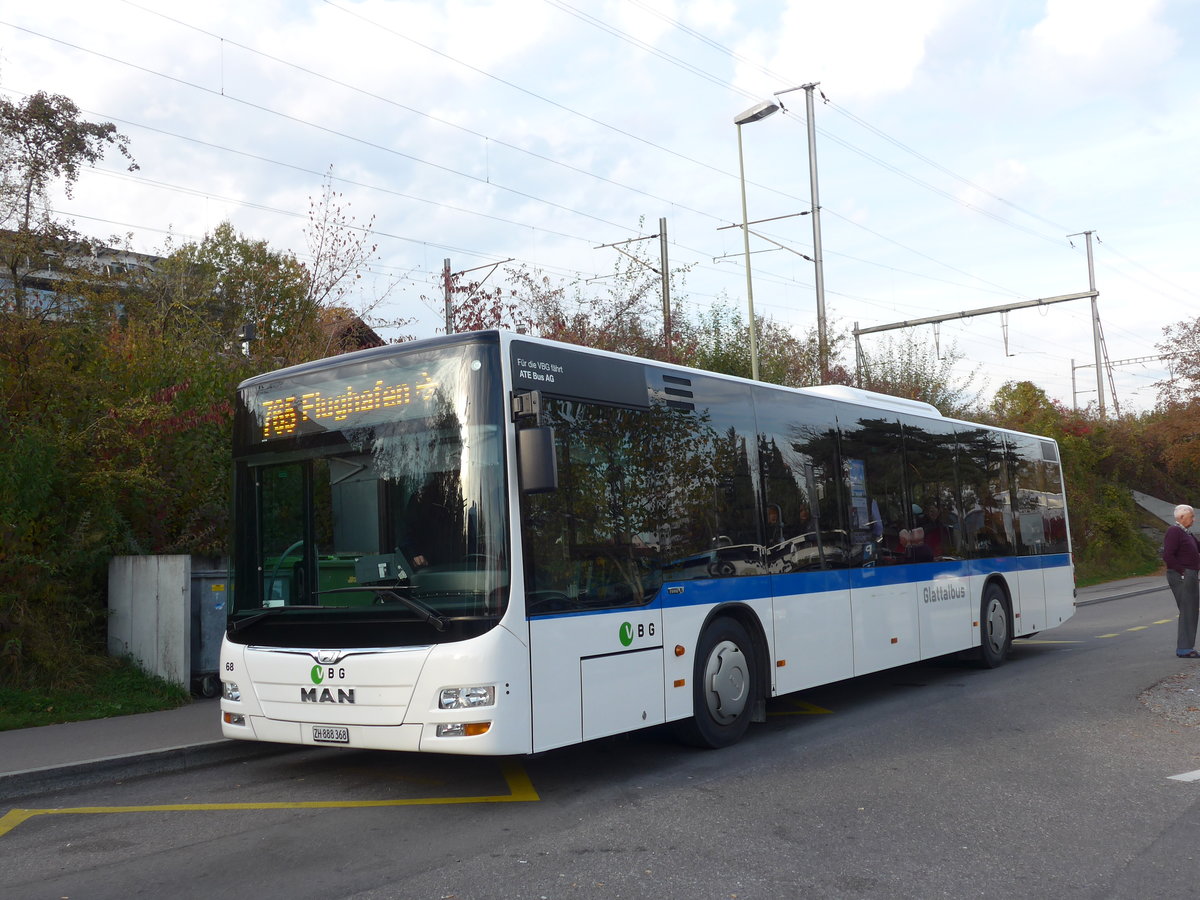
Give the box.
[108,555,191,688]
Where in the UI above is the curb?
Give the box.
[1075,585,1165,608]
[0,739,301,804]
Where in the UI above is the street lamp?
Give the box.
[734,100,779,381]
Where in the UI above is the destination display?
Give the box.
[248,368,441,441]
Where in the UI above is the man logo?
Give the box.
[301,687,356,703]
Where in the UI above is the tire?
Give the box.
[199,673,221,698]
[675,617,758,749]
[979,583,1012,668]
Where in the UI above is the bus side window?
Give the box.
[839,413,905,567]
[753,389,844,571]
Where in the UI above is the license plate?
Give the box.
[312,725,350,744]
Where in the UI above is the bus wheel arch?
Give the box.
[979,577,1013,668]
[675,607,767,749]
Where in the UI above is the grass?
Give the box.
[1074,557,1163,589]
[1073,505,1166,588]
[0,657,191,732]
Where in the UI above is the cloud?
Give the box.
[1017,0,1180,96]
[954,159,1039,222]
[732,0,966,100]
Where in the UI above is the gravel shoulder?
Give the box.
[1140,666,1200,727]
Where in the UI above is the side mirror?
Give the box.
[518,426,558,494]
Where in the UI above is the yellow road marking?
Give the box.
[1018,639,1081,644]
[0,761,538,839]
[1096,619,1173,639]
[769,699,832,717]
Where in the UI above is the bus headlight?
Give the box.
[223,681,241,702]
[439,685,496,709]
[436,722,492,737]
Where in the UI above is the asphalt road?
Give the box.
[3,588,1199,900]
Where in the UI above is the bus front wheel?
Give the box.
[979,583,1012,668]
[676,617,758,749]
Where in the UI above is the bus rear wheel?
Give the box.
[979,583,1012,668]
[675,617,758,749]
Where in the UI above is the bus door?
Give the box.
[839,413,923,675]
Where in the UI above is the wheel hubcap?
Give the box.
[986,598,1007,652]
[704,639,749,724]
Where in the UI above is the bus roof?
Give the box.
[794,384,942,418]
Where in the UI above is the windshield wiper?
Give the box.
[228,604,344,634]
[323,586,447,632]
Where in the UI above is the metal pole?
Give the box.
[1082,231,1104,417]
[853,290,1097,335]
[803,84,828,383]
[659,216,671,360]
[854,321,862,387]
[737,123,760,381]
[443,258,452,334]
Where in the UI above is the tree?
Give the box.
[675,297,852,387]
[0,92,137,313]
[440,221,693,361]
[146,222,322,363]
[857,331,984,417]
[986,380,1162,581]
[1156,317,1199,406]
[677,299,753,379]
[304,171,413,350]
[0,205,405,686]
[440,267,530,335]
[1150,316,1200,484]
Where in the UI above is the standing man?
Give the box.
[1163,503,1200,659]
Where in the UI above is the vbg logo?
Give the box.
[302,664,354,703]
[619,621,655,647]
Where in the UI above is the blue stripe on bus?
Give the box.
[526,554,1072,619]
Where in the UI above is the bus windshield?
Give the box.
[228,340,509,646]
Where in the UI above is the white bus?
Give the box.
[220,330,1075,754]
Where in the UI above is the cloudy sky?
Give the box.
[3,0,1197,413]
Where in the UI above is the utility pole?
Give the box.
[1087,231,1104,418]
[1068,230,1104,418]
[595,220,673,359]
[802,83,828,382]
[659,217,672,359]
[443,258,452,334]
[442,258,514,334]
[773,83,829,382]
[1073,354,1169,411]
